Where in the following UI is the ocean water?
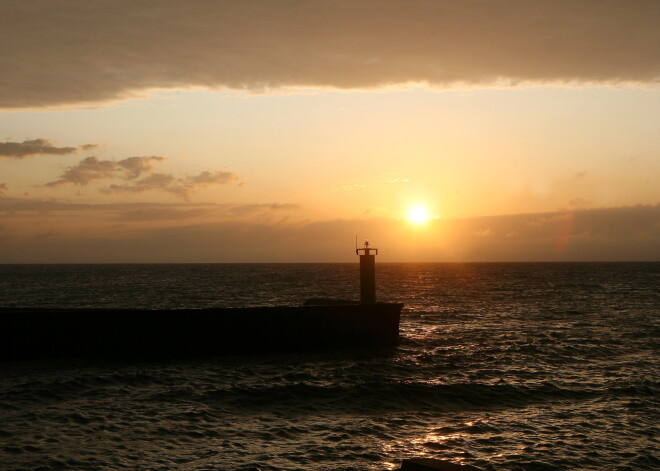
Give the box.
[0,262,658,471]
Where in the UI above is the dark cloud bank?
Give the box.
[0,202,657,262]
[1,0,658,108]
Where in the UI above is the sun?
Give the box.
[407,205,431,225]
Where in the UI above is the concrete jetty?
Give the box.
[0,240,403,360]
[0,302,402,360]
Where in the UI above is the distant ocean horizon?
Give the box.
[1,262,658,470]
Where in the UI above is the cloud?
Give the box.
[176,170,240,196]
[0,138,95,158]
[116,207,214,222]
[102,172,176,194]
[186,170,237,186]
[442,206,660,260]
[0,202,657,262]
[45,155,239,198]
[1,0,658,108]
[102,170,239,200]
[226,203,301,216]
[115,202,298,221]
[0,195,297,222]
[46,156,165,186]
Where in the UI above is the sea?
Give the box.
[0,262,658,471]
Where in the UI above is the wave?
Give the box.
[166,380,657,415]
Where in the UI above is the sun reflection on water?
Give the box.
[378,420,493,469]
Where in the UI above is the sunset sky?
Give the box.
[1,0,658,262]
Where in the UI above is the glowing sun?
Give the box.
[407,205,431,224]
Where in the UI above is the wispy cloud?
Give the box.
[0,195,298,222]
[46,156,165,186]
[100,172,175,193]
[115,202,299,221]
[101,170,239,200]
[45,156,239,198]
[0,138,95,158]
[1,0,658,108]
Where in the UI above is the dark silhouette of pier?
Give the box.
[0,303,401,360]
[0,240,402,360]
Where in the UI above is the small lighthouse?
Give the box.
[356,239,378,304]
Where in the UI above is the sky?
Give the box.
[1,0,658,262]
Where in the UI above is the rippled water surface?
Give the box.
[0,263,658,470]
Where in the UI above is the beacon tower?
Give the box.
[356,239,377,304]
